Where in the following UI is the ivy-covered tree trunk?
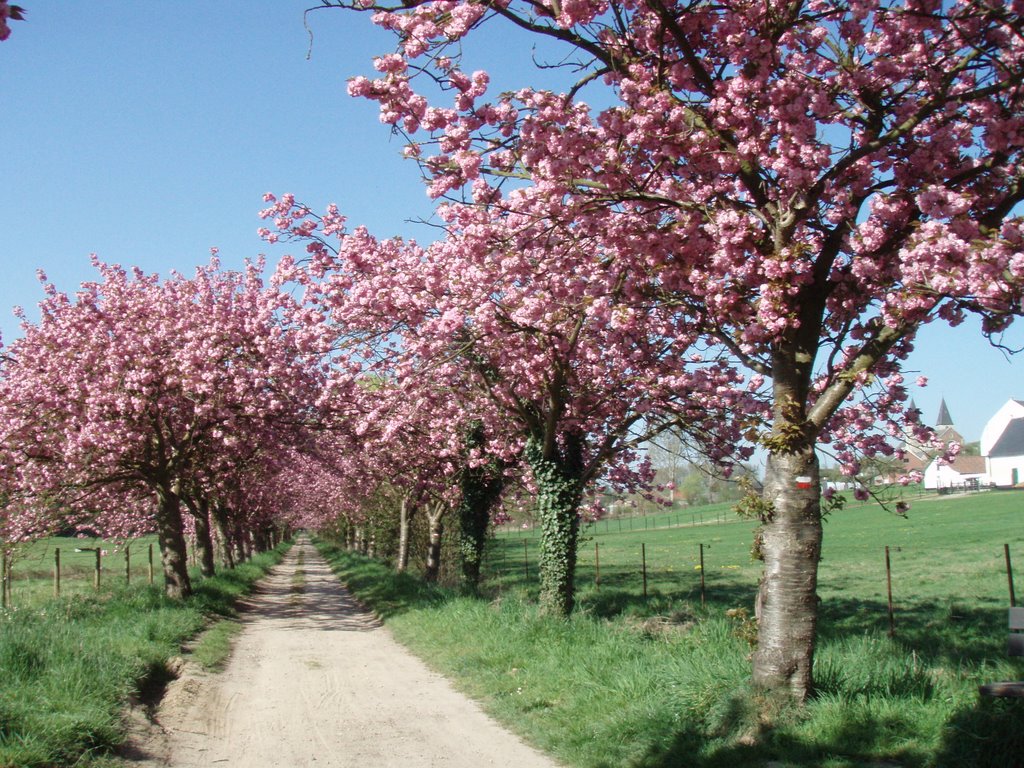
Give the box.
[457,430,505,590]
[424,502,445,582]
[525,434,585,617]
[154,484,192,599]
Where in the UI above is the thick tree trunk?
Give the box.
[424,502,445,582]
[752,447,823,701]
[154,485,192,599]
[457,458,504,590]
[194,508,216,577]
[184,497,216,578]
[396,495,415,573]
[212,505,236,569]
[525,435,584,617]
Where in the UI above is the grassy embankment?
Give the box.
[317,489,1024,768]
[0,537,290,768]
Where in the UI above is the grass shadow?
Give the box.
[935,696,1024,767]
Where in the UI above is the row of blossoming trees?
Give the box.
[0,258,327,598]
[3,0,1024,702]
[277,0,1024,700]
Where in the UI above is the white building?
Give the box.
[923,454,988,490]
[919,399,990,490]
[981,399,1024,487]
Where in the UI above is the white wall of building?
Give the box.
[923,461,987,490]
[988,455,1024,487]
[981,400,1024,456]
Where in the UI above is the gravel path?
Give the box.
[130,536,562,768]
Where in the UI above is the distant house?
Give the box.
[981,399,1024,487]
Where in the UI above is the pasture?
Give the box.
[321,489,1024,768]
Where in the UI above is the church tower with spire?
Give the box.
[936,398,954,430]
[934,398,963,445]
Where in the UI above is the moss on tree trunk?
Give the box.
[525,434,585,617]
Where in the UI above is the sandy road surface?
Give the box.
[130,536,562,768]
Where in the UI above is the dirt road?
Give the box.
[130,536,562,768]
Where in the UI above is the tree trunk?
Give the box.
[525,434,585,617]
[184,497,216,578]
[212,504,236,569]
[232,523,247,564]
[154,485,192,599]
[424,502,445,582]
[396,494,415,573]
[194,508,216,577]
[752,447,823,701]
[457,451,504,590]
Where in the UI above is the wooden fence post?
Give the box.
[641,543,648,599]
[1005,544,1016,607]
[885,545,896,637]
[95,548,102,590]
[1,550,7,609]
[54,547,61,598]
[699,543,706,608]
[125,543,131,585]
[148,543,154,585]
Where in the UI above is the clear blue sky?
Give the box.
[1,1,1019,443]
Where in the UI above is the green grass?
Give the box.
[0,541,290,768]
[317,489,1024,768]
[3,535,164,607]
[190,619,244,671]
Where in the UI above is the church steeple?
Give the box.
[936,398,953,428]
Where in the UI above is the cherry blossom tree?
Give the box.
[314,0,1024,698]
[0,257,323,598]
[263,194,753,615]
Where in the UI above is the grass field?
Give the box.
[0,537,290,768]
[489,489,1021,634]
[2,534,164,608]
[319,488,1024,768]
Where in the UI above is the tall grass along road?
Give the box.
[133,534,562,768]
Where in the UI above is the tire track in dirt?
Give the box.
[128,535,563,768]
